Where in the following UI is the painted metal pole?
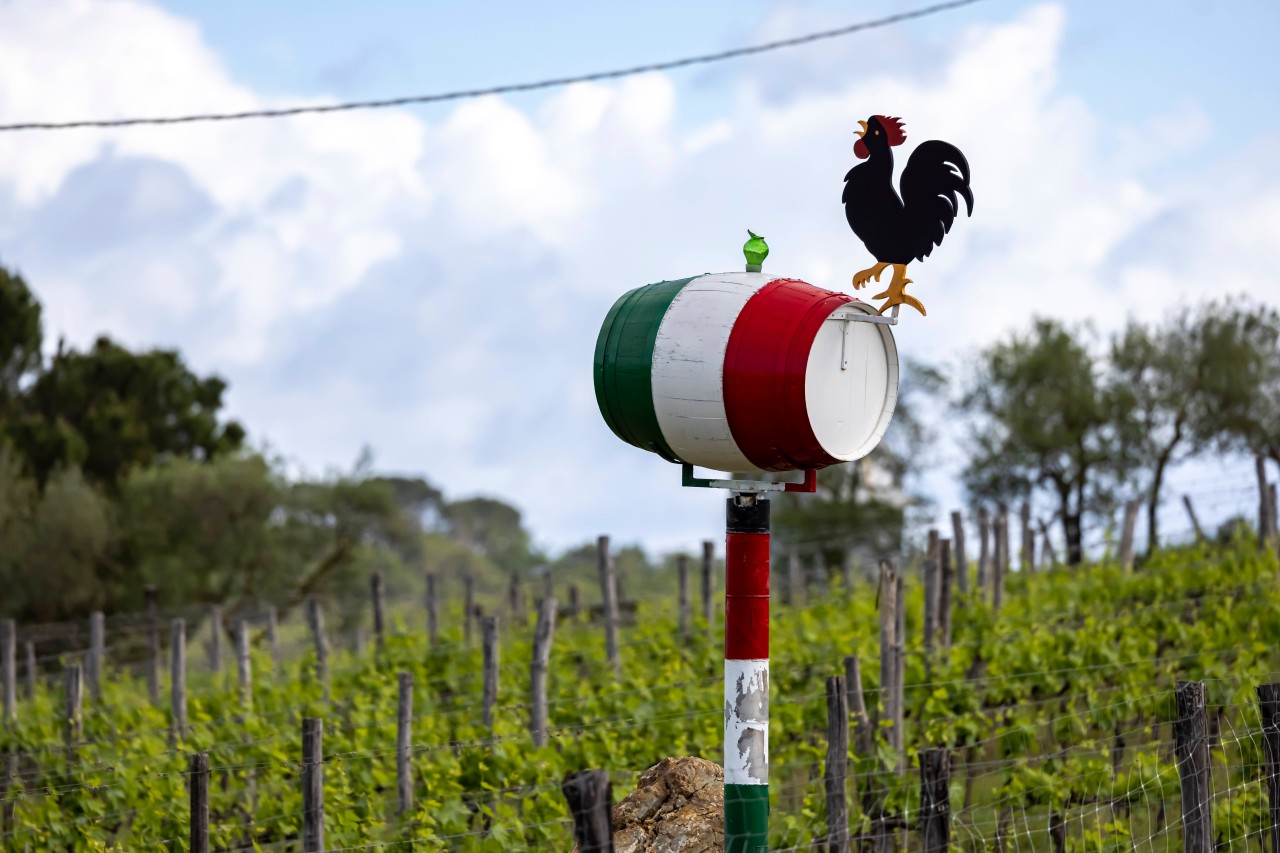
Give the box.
[725,493,769,852]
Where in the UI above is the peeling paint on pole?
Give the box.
[724,659,769,784]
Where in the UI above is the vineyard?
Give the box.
[2,528,1280,852]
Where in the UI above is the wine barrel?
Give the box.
[593,270,899,474]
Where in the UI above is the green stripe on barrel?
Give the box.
[592,277,693,462]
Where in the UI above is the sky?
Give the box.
[0,0,1278,557]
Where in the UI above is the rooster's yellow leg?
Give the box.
[871,264,926,316]
[851,262,890,290]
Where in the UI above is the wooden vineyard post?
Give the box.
[919,748,951,853]
[302,717,324,852]
[1174,681,1212,853]
[724,494,770,853]
[235,620,252,711]
[1,619,14,723]
[397,672,413,815]
[508,573,525,623]
[307,597,330,700]
[568,585,580,618]
[24,641,35,700]
[208,605,223,677]
[993,507,1008,613]
[265,606,282,671]
[939,538,953,652]
[562,770,614,853]
[190,751,210,853]
[171,619,187,744]
[371,571,387,653]
[530,597,557,748]
[1119,499,1141,571]
[844,654,873,758]
[65,663,82,763]
[596,535,620,673]
[995,807,1012,853]
[1020,502,1033,573]
[88,611,104,701]
[1258,683,1280,853]
[825,674,850,853]
[1272,483,1278,550]
[481,616,499,729]
[464,574,475,644]
[425,572,439,645]
[977,506,991,601]
[1259,456,1277,549]
[145,586,160,705]
[923,530,939,656]
[787,548,803,607]
[951,510,968,594]
[1183,496,1207,543]
[878,560,898,764]
[894,574,905,767]
[677,554,691,637]
[701,540,714,627]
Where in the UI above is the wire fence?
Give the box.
[2,478,1280,850]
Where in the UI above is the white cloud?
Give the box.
[0,0,1276,553]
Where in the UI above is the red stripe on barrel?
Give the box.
[722,279,852,471]
[725,531,769,660]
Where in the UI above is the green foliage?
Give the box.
[0,264,42,416]
[1,539,1277,850]
[0,449,115,621]
[961,319,1131,563]
[442,497,537,572]
[1110,300,1280,549]
[1190,298,1280,462]
[960,300,1280,562]
[6,336,245,491]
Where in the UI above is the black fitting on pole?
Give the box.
[726,496,770,533]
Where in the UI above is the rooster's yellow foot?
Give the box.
[851,262,890,290]
[872,269,926,316]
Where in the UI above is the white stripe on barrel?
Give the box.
[650,272,774,474]
[724,658,769,785]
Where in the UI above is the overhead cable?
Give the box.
[0,0,982,132]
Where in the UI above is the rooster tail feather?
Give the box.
[899,139,973,261]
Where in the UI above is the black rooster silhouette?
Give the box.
[842,115,973,316]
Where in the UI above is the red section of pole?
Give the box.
[725,531,770,660]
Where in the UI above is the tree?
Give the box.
[959,319,1131,564]
[7,336,246,490]
[1108,306,1226,551]
[1190,299,1280,465]
[0,448,114,622]
[0,264,43,420]
[442,496,537,573]
[119,455,421,626]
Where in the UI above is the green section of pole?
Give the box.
[592,276,694,461]
[725,784,769,852]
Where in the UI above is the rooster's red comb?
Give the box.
[874,115,907,146]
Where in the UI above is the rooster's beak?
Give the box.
[854,120,868,138]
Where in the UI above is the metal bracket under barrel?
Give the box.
[682,463,817,494]
[828,302,898,370]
